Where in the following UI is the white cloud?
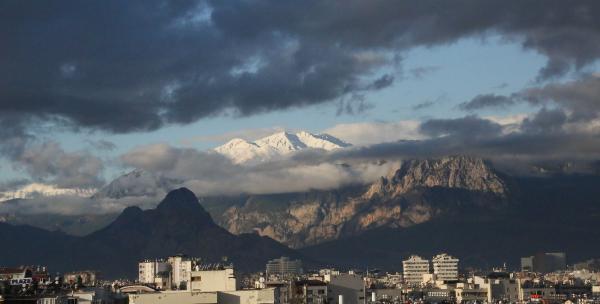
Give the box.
[324,120,424,146]
[119,143,397,197]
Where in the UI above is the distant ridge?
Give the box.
[0,188,302,278]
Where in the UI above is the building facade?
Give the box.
[138,259,170,284]
[191,267,238,292]
[521,252,566,273]
[138,255,200,290]
[292,280,328,304]
[402,255,430,286]
[168,255,194,290]
[432,253,459,281]
[324,272,365,304]
[266,257,303,277]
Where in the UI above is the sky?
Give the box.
[2,0,600,197]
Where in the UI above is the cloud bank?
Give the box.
[2,0,600,137]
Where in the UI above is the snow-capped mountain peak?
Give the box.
[254,132,307,154]
[296,131,351,150]
[214,131,351,164]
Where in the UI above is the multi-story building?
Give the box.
[432,253,459,281]
[324,272,365,304]
[521,256,535,272]
[519,284,557,302]
[473,272,519,303]
[266,257,303,277]
[138,259,170,285]
[455,284,488,304]
[138,255,199,290]
[191,266,238,292]
[167,255,195,290]
[403,255,430,286]
[293,280,328,304]
[521,252,566,273]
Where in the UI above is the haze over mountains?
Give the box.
[1,153,600,277]
[0,183,96,201]
[0,131,351,202]
[1,132,600,271]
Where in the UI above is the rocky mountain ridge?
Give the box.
[364,157,507,199]
[204,156,510,248]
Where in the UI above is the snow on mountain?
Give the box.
[213,138,265,164]
[92,169,182,200]
[0,183,96,202]
[214,131,351,164]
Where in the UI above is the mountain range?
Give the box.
[1,156,600,275]
[300,174,600,270]
[201,156,512,248]
[0,188,300,278]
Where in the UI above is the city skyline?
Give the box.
[1,2,600,303]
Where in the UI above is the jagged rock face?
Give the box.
[365,156,507,199]
[208,156,510,248]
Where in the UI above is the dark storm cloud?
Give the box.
[419,115,503,139]
[460,74,600,122]
[522,75,600,122]
[521,108,568,134]
[1,0,600,136]
[459,94,517,111]
[325,119,600,176]
[16,141,105,189]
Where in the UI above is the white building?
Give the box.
[324,272,365,304]
[191,267,239,292]
[454,283,488,304]
[139,259,170,284]
[473,273,519,303]
[592,285,600,296]
[402,255,430,286]
[266,257,303,277]
[128,290,218,304]
[138,255,198,290]
[432,253,459,281]
[168,255,195,290]
[128,289,278,304]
